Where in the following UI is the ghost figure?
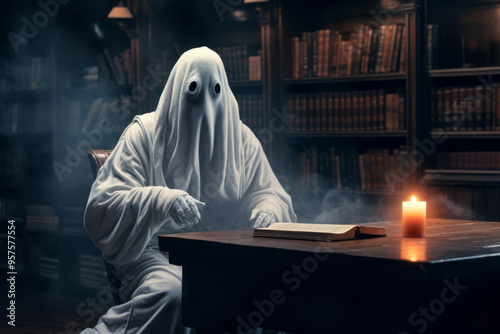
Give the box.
[81,46,296,334]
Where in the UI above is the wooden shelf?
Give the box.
[284,131,407,138]
[283,73,407,85]
[429,67,500,78]
[229,80,263,88]
[430,131,500,139]
[422,169,500,186]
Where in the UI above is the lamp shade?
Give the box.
[107,5,133,19]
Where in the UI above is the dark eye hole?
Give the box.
[214,83,221,94]
[189,81,197,92]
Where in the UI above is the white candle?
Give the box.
[402,196,426,238]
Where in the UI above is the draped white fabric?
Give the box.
[81,47,296,333]
[84,47,295,267]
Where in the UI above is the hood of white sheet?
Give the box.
[152,46,243,204]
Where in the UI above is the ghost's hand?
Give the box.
[171,195,205,229]
[250,209,277,228]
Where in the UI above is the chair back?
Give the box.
[87,149,113,179]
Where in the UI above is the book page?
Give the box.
[261,223,356,235]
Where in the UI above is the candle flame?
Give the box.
[411,196,416,202]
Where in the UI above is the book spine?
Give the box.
[327,92,334,131]
[361,26,373,74]
[352,91,359,131]
[351,26,362,76]
[378,89,385,130]
[385,93,393,131]
[374,25,387,74]
[444,87,452,131]
[340,92,346,131]
[381,24,394,73]
[346,91,353,130]
[334,92,340,131]
[308,95,315,131]
[302,32,308,78]
[292,37,300,79]
[314,93,321,131]
[321,93,328,131]
[458,87,467,131]
[485,85,493,131]
[392,24,404,73]
[307,32,314,77]
[399,94,405,130]
[324,30,331,77]
[368,28,379,74]
[301,94,308,131]
[365,90,372,131]
[312,31,318,77]
[317,30,324,77]
[475,86,484,131]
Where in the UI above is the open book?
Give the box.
[253,223,386,241]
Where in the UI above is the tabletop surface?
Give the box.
[159,219,500,264]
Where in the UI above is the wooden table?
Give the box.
[159,219,500,333]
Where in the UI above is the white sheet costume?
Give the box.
[82,46,296,334]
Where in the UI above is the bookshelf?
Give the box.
[0,25,60,289]
[47,0,140,297]
[268,0,424,221]
[421,0,500,221]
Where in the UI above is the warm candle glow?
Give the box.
[402,196,426,238]
[401,239,427,262]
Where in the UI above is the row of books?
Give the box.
[430,85,500,131]
[69,66,100,88]
[285,90,405,132]
[248,54,262,81]
[437,152,500,170]
[37,256,59,281]
[0,57,50,91]
[79,254,108,289]
[150,50,177,86]
[26,205,59,231]
[289,146,407,192]
[290,24,406,78]
[103,48,134,85]
[235,94,263,131]
[68,95,133,133]
[0,102,52,133]
[359,148,408,192]
[0,196,21,218]
[214,46,261,81]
